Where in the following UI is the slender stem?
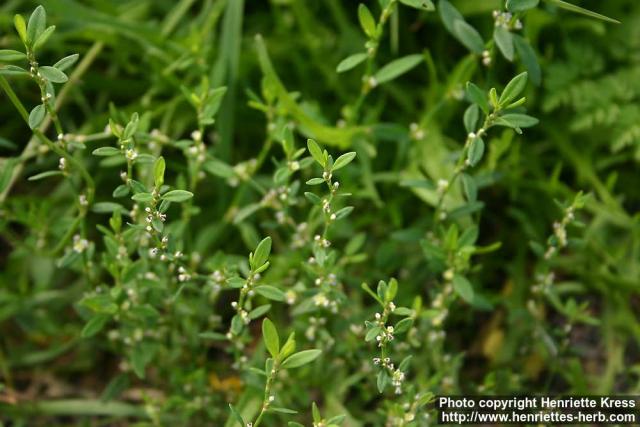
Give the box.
[253,361,279,427]
[0,42,103,202]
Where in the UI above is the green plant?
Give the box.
[0,1,636,426]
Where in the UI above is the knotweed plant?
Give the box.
[0,1,631,426]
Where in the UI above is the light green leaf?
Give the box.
[467,137,485,167]
[14,15,28,44]
[336,52,368,73]
[252,236,272,269]
[399,0,435,11]
[53,54,80,71]
[27,6,46,46]
[0,50,27,62]
[452,274,474,302]
[358,4,377,38]
[33,25,55,50]
[28,170,63,181]
[499,72,528,106]
[132,192,153,203]
[92,146,121,156]
[154,156,165,187]
[499,113,539,128]
[255,285,284,302]
[466,82,489,114]
[39,66,68,83]
[28,104,45,129]
[494,26,514,61]
[513,35,541,86]
[161,189,193,202]
[453,20,485,54]
[262,318,280,358]
[374,54,423,84]
[506,0,539,12]
[81,315,109,338]
[545,0,619,24]
[281,349,322,369]
[307,139,325,167]
[332,152,356,171]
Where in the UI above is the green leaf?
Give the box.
[438,0,464,33]
[14,15,28,44]
[81,315,109,338]
[27,6,46,46]
[506,0,539,12]
[92,202,125,214]
[270,407,298,414]
[358,4,377,38]
[463,104,479,133]
[39,66,68,83]
[154,156,165,187]
[332,152,356,171]
[374,54,423,84]
[92,146,121,156]
[399,0,435,11]
[28,104,45,129]
[252,236,272,269]
[161,189,193,202]
[262,318,280,358]
[545,0,619,24]
[53,54,80,71]
[312,402,321,422]
[377,370,388,393]
[304,192,322,204]
[467,137,485,167]
[248,304,272,320]
[0,50,27,62]
[255,285,284,302]
[513,35,541,86]
[453,20,485,54]
[453,274,474,302]
[203,158,235,178]
[131,192,153,203]
[33,25,55,50]
[494,26,514,61]
[461,173,477,202]
[307,139,325,167]
[306,177,325,185]
[281,349,321,369]
[28,170,63,181]
[499,72,528,106]
[336,52,368,73]
[466,82,489,114]
[499,113,539,128]
[229,404,245,427]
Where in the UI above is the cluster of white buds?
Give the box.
[72,234,89,253]
[391,369,406,394]
[409,122,425,140]
[366,75,378,89]
[532,272,555,294]
[482,50,491,67]
[125,148,138,161]
[288,160,300,171]
[285,289,297,305]
[78,194,88,207]
[58,157,66,171]
[290,222,308,248]
[428,330,446,343]
[375,325,395,347]
[177,266,191,282]
[436,179,449,196]
[553,221,568,247]
[431,308,449,327]
[313,234,331,248]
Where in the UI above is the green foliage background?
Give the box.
[0,0,639,425]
